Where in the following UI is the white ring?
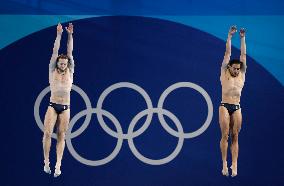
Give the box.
[66,108,123,166]
[128,108,184,165]
[96,82,153,139]
[157,82,213,138]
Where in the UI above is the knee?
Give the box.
[221,131,229,142]
[231,131,239,143]
[57,131,66,141]
[43,131,52,140]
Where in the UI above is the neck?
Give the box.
[57,68,66,74]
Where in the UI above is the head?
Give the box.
[228,59,243,77]
[56,54,70,72]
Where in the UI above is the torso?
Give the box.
[220,69,245,104]
[49,69,73,105]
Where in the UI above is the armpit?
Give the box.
[241,64,247,73]
[49,62,56,72]
[69,58,75,74]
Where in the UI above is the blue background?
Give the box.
[0,1,284,186]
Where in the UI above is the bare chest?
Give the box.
[221,72,244,92]
[50,70,73,86]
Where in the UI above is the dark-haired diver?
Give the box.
[219,25,247,177]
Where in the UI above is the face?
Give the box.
[57,58,68,72]
[228,64,241,77]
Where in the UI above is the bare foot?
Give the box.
[54,168,61,177]
[222,162,229,176]
[222,167,229,176]
[231,165,237,177]
[43,165,51,174]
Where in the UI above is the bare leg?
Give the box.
[219,106,230,176]
[54,109,70,177]
[42,107,57,174]
[230,109,242,177]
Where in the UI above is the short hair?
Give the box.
[56,54,70,68]
[56,54,70,62]
[228,59,243,69]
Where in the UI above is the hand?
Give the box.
[65,23,73,34]
[57,23,63,34]
[240,28,246,38]
[228,25,237,36]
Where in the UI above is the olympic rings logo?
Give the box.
[34,82,213,166]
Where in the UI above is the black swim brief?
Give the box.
[49,102,69,114]
[220,103,240,116]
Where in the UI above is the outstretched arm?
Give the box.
[49,23,63,72]
[222,25,237,69]
[239,28,247,73]
[66,23,75,73]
